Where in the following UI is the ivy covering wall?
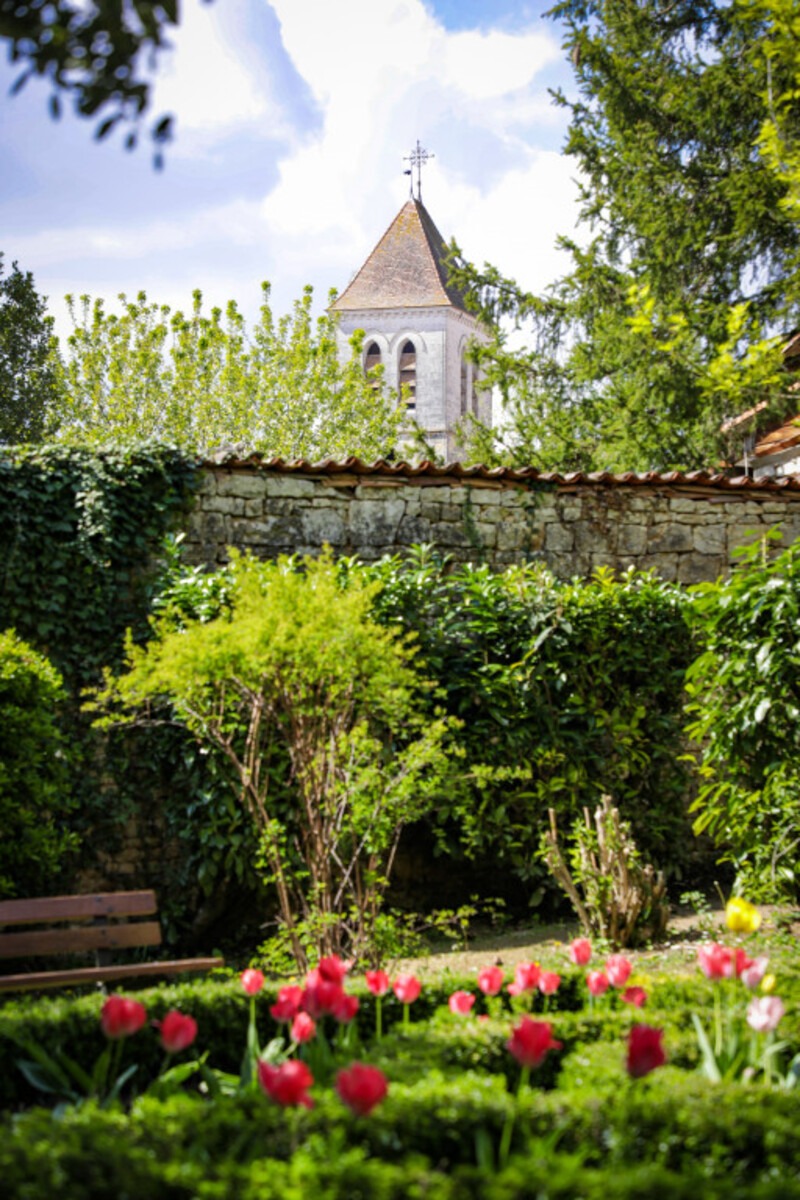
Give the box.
[0,443,200,900]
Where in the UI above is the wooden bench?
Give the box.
[0,890,224,992]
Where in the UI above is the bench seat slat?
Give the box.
[0,957,224,992]
[0,920,163,960]
[0,891,158,927]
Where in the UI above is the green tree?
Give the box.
[0,0,193,162]
[685,534,800,901]
[0,255,60,444]
[0,630,76,897]
[452,0,800,472]
[93,552,455,967]
[54,284,404,460]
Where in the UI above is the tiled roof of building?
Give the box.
[755,417,800,458]
[203,452,800,493]
[330,199,468,313]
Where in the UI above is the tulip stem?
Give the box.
[376,996,383,1041]
[498,1064,530,1168]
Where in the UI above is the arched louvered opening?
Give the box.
[399,340,417,411]
[460,351,469,415]
[364,341,382,388]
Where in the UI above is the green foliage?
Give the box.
[450,0,800,472]
[0,442,198,691]
[0,630,76,898]
[368,551,695,895]
[0,442,199,895]
[0,254,60,444]
[94,551,457,966]
[685,534,800,899]
[54,286,405,460]
[0,0,182,162]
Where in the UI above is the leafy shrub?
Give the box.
[0,630,76,897]
[368,552,695,896]
[686,535,800,899]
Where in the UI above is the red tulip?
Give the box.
[157,1010,198,1054]
[101,995,147,1040]
[270,985,303,1022]
[621,986,647,1008]
[332,992,360,1024]
[290,1012,316,1044]
[626,1024,666,1078]
[336,1062,388,1116]
[448,990,475,1015]
[568,938,592,966]
[301,973,345,1019]
[258,1058,314,1108]
[586,970,610,997]
[507,961,541,996]
[477,965,504,996]
[606,954,632,988]
[538,971,561,996]
[507,1016,562,1068]
[365,969,390,996]
[240,968,265,996]
[317,955,349,985]
[393,974,421,1005]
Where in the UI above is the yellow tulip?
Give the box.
[725,897,762,934]
[761,974,776,994]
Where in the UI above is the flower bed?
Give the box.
[2,911,799,1199]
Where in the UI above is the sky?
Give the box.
[1,0,583,341]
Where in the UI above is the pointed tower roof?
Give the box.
[331,199,467,312]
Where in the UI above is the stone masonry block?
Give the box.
[215,472,269,499]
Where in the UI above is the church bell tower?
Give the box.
[331,146,490,461]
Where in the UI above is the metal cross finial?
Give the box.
[403,140,434,202]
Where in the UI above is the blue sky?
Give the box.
[1,1,581,339]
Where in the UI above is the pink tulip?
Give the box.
[270,985,303,1023]
[448,991,475,1015]
[697,943,736,980]
[393,974,421,1005]
[101,995,147,1040]
[605,954,632,988]
[507,961,541,996]
[538,971,561,996]
[586,970,610,997]
[477,965,504,996]
[240,969,265,996]
[747,996,785,1033]
[621,986,647,1008]
[156,1010,197,1054]
[365,970,390,997]
[336,1062,388,1116]
[740,956,769,990]
[507,1017,562,1068]
[568,938,592,966]
[258,1059,314,1108]
[290,1012,316,1043]
[626,1025,666,1078]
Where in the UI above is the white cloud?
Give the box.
[149,0,282,141]
[260,0,579,297]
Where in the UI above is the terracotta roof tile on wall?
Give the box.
[203,452,800,493]
[330,199,467,312]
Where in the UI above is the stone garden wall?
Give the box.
[183,460,800,583]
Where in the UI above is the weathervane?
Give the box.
[403,140,434,202]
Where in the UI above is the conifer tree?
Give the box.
[454,0,800,472]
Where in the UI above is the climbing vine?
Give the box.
[0,442,199,692]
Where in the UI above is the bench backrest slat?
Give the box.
[0,890,158,927]
[0,920,163,960]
